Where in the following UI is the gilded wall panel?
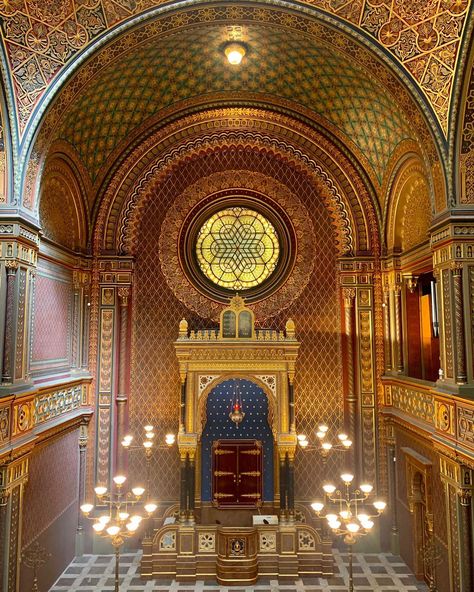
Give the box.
[131,147,343,502]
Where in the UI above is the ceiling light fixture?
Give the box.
[224,42,246,65]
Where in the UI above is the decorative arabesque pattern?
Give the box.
[131,148,343,502]
[196,207,280,291]
[0,1,467,136]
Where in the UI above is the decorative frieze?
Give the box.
[389,384,435,425]
[34,385,82,424]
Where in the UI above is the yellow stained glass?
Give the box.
[196,207,280,290]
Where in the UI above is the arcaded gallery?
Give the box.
[0,2,473,592]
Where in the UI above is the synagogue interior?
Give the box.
[0,1,474,591]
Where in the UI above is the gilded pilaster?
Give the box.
[0,456,29,592]
[2,261,18,383]
[382,289,392,372]
[393,285,404,373]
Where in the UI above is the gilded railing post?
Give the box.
[116,287,131,474]
[451,263,467,384]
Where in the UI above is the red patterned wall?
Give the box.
[22,429,79,547]
[131,147,343,502]
[32,262,72,367]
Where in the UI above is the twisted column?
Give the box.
[76,423,88,556]
[383,289,392,372]
[116,287,131,473]
[2,261,18,383]
[459,488,473,591]
[343,288,356,445]
[393,285,404,373]
[451,263,467,384]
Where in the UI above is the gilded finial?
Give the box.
[179,318,188,337]
[285,318,295,338]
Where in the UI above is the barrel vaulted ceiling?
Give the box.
[55,23,412,185]
[0,0,471,144]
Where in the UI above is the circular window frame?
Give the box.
[179,190,296,304]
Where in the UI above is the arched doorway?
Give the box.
[201,378,274,507]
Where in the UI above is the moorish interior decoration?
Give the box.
[1,1,474,591]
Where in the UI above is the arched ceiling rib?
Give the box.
[0,0,470,141]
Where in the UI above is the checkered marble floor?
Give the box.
[50,550,429,591]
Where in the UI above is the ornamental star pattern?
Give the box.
[196,207,279,290]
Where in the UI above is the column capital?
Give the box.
[342,287,356,306]
[450,261,463,274]
[4,260,18,272]
[117,286,131,306]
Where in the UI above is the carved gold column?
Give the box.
[458,487,473,591]
[385,421,399,553]
[76,421,89,556]
[187,450,196,524]
[116,287,131,473]
[2,261,18,383]
[279,453,288,520]
[383,289,392,372]
[179,451,188,522]
[287,449,295,520]
[451,263,467,384]
[0,457,29,592]
[343,288,356,463]
[0,490,9,591]
[81,281,90,371]
[393,284,404,373]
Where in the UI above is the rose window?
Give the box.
[195,207,280,290]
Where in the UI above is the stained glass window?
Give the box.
[196,207,280,290]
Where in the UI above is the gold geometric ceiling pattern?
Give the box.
[57,23,411,183]
[0,0,470,137]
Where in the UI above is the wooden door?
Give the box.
[212,440,262,508]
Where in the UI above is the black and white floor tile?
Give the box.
[50,550,429,591]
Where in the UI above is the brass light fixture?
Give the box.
[224,42,246,65]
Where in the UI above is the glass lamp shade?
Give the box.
[113,475,126,486]
[318,425,329,433]
[325,513,338,523]
[144,503,158,514]
[299,439,309,448]
[130,515,143,524]
[311,501,325,513]
[132,487,145,497]
[341,473,354,483]
[322,442,333,451]
[338,434,348,441]
[347,522,360,533]
[106,525,120,536]
[328,520,341,530]
[373,500,387,512]
[126,521,139,532]
[92,522,105,532]
[323,484,336,494]
[224,42,246,65]
[98,515,111,524]
[118,512,129,522]
[316,431,326,439]
[144,425,153,432]
[342,439,352,448]
[143,441,153,449]
[165,434,176,446]
[94,486,107,496]
[80,503,94,514]
[360,483,373,493]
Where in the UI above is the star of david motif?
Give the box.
[196,208,279,290]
